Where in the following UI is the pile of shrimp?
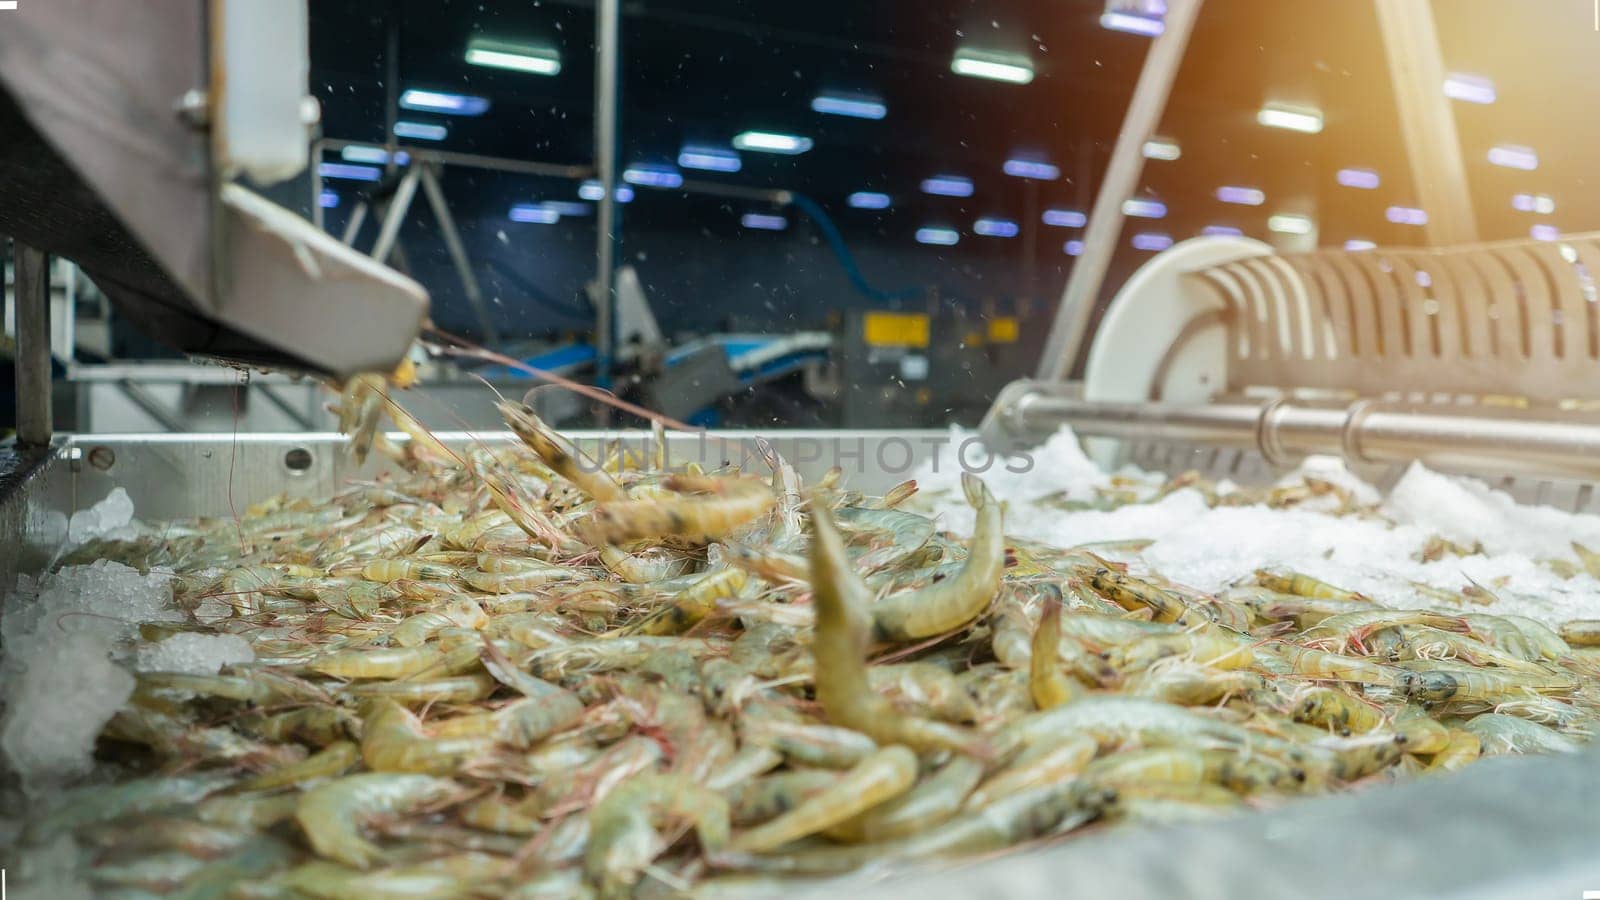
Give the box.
[17,385,1600,899]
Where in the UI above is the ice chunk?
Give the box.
[0,632,135,785]
[66,487,137,546]
[136,632,254,675]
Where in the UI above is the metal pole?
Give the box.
[370,166,421,264]
[1034,0,1203,382]
[594,0,621,420]
[418,163,500,345]
[384,4,400,175]
[14,243,52,446]
[1373,0,1478,246]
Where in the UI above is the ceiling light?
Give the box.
[1122,198,1166,218]
[1042,208,1086,227]
[811,93,887,119]
[1216,185,1265,206]
[741,213,788,231]
[399,89,490,116]
[1003,158,1060,180]
[394,121,447,141]
[915,227,960,246]
[1202,225,1242,236]
[1345,239,1376,251]
[1142,137,1181,161]
[465,39,561,75]
[677,146,741,173]
[974,217,1019,237]
[578,180,633,203]
[318,190,339,208]
[1512,193,1556,215]
[950,49,1034,84]
[1132,232,1173,251]
[1100,11,1165,36]
[847,191,891,209]
[1336,168,1380,189]
[1386,205,1428,225]
[1443,73,1495,104]
[1487,144,1538,170]
[921,175,974,197]
[1267,214,1314,235]
[622,165,683,189]
[1257,103,1323,134]
[1064,240,1085,256]
[508,203,560,224]
[318,162,382,182]
[732,131,813,154]
[1531,224,1559,241]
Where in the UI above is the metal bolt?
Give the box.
[87,446,116,471]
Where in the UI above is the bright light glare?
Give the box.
[921,176,974,198]
[1443,73,1495,104]
[973,217,1020,238]
[622,166,683,189]
[399,89,490,116]
[1122,198,1167,218]
[1002,159,1060,180]
[741,213,788,231]
[1216,186,1265,206]
[732,131,814,154]
[318,190,339,208]
[1337,168,1380,189]
[950,49,1034,84]
[1042,209,1087,228]
[1487,144,1538,170]
[1531,224,1559,241]
[578,180,634,203]
[1512,193,1556,215]
[915,227,960,246]
[1345,239,1377,251]
[508,203,560,224]
[1256,103,1323,134]
[1202,225,1242,236]
[394,121,448,141]
[465,39,561,75]
[318,162,382,182]
[847,191,892,210]
[677,146,741,173]
[1063,240,1085,256]
[1386,206,1428,226]
[811,93,887,119]
[1267,214,1314,235]
[1100,11,1164,35]
[1142,138,1181,161]
[1132,232,1173,251]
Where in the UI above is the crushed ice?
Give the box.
[912,427,1600,625]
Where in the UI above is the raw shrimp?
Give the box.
[870,473,1004,641]
[729,745,917,853]
[295,773,463,868]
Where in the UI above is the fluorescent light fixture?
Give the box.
[950,48,1034,84]
[677,146,741,173]
[1344,239,1377,251]
[1142,138,1181,161]
[541,201,592,217]
[1100,11,1165,35]
[1132,232,1173,251]
[1002,158,1060,180]
[741,213,788,231]
[465,39,561,76]
[1064,239,1085,256]
[622,165,683,189]
[1487,144,1538,170]
[973,217,1019,237]
[811,93,887,119]
[399,89,490,116]
[340,145,408,165]
[1512,193,1556,214]
[915,227,960,246]
[1443,73,1495,104]
[1267,213,1314,235]
[1336,168,1380,189]
[1216,185,1265,206]
[1122,198,1167,218]
[1202,225,1242,236]
[394,121,447,141]
[318,162,381,182]
[921,175,974,197]
[1042,208,1087,228]
[1386,205,1428,225]
[847,191,892,210]
[578,180,633,203]
[318,190,339,209]
[1256,103,1323,134]
[1531,223,1559,241]
[732,131,813,154]
[508,203,560,224]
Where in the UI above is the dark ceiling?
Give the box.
[306,0,1600,347]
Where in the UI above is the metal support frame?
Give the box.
[1374,0,1478,246]
[1035,0,1204,382]
[594,0,622,418]
[14,242,52,446]
[416,164,498,344]
[370,165,422,265]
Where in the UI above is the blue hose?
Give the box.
[787,192,925,304]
